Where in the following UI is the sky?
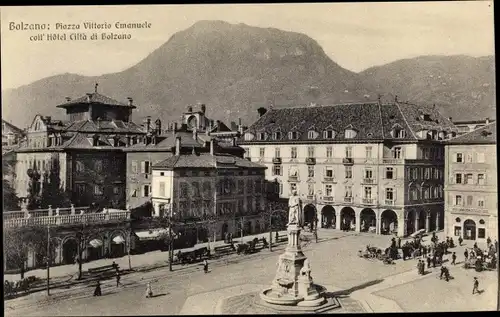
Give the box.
[0,2,495,90]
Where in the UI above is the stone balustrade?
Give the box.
[3,211,131,228]
[3,206,90,220]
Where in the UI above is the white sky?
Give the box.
[0,2,495,90]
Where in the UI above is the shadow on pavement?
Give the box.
[327,279,385,297]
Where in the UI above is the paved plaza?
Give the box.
[4,229,497,316]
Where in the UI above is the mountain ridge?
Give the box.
[2,21,495,128]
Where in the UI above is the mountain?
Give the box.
[359,55,496,121]
[1,21,495,128]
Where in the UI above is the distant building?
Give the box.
[452,118,494,135]
[444,122,497,242]
[239,101,458,237]
[2,119,25,154]
[14,86,145,209]
[151,138,267,242]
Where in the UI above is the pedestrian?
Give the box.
[417,261,422,275]
[116,272,122,287]
[464,249,469,260]
[472,277,479,295]
[451,252,457,265]
[432,255,436,268]
[420,260,425,275]
[458,236,463,246]
[426,256,431,269]
[203,259,209,273]
[397,237,401,249]
[439,266,445,279]
[93,280,102,296]
[145,282,153,298]
[487,237,491,248]
[473,242,478,250]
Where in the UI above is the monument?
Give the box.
[259,190,339,312]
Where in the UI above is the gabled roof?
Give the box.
[2,120,24,134]
[240,101,455,143]
[153,153,266,169]
[56,92,135,109]
[445,122,496,145]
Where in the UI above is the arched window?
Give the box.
[345,129,357,139]
[288,131,299,140]
[323,130,336,139]
[308,131,316,139]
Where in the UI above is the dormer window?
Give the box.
[308,130,317,139]
[257,132,267,140]
[394,129,406,138]
[244,132,255,141]
[273,131,282,140]
[288,131,299,140]
[323,130,336,139]
[344,129,357,139]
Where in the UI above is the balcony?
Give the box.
[385,199,394,206]
[323,176,336,183]
[288,175,299,182]
[306,195,315,200]
[362,178,375,184]
[344,197,353,203]
[383,158,403,165]
[323,196,334,202]
[4,211,131,228]
[362,198,375,205]
[342,157,354,165]
[272,157,282,164]
[305,157,316,165]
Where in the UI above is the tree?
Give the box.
[4,226,50,279]
[199,212,219,248]
[39,158,72,209]
[2,156,19,211]
[26,168,42,210]
[73,223,107,280]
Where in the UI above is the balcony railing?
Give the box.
[323,196,334,202]
[305,157,316,165]
[342,158,354,165]
[383,158,403,164]
[272,157,282,164]
[344,197,353,203]
[362,198,374,205]
[362,178,375,184]
[3,207,89,220]
[4,211,131,228]
[385,199,394,205]
[306,195,315,200]
[323,176,336,182]
[288,175,299,181]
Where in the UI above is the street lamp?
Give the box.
[164,198,174,272]
[267,201,285,252]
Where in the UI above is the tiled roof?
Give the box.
[63,120,144,134]
[153,153,266,169]
[239,101,456,143]
[125,132,205,151]
[2,120,24,134]
[56,92,134,108]
[446,122,496,145]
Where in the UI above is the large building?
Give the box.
[124,104,244,210]
[2,119,24,153]
[453,118,494,135]
[151,138,268,241]
[444,122,497,242]
[239,100,457,237]
[14,87,145,209]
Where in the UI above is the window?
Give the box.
[364,169,373,179]
[308,183,314,195]
[307,147,315,158]
[423,187,430,199]
[308,130,315,139]
[159,182,166,197]
[308,166,315,177]
[478,198,485,208]
[290,183,297,194]
[274,147,280,158]
[76,183,86,195]
[141,161,151,174]
[456,153,463,163]
[291,147,297,159]
[288,131,299,140]
[478,228,486,239]
[95,160,103,173]
[345,166,352,179]
[325,166,333,178]
[433,168,439,179]
[94,184,103,196]
[410,188,418,200]
[345,185,352,197]
[455,173,462,184]
[392,147,402,159]
[76,161,85,173]
[466,195,473,206]
[279,183,283,195]
[478,174,485,185]
[274,131,282,140]
[345,129,357,139]
[243,148,250,159]
[326,146,333,158]
[385,167,394,179]
[258,148,265,158]
[113,186,119,195]
[464,173,473,184]
[160,172,165,176]
[477,152,485,163]
[422,148,430,159]
[412,168,418,180]
[386,188,394,200]
[258,132,266,140]
[424,168,430,180]
[272,165,282,176]
[466,153,473,163]
[131,160,138,173]
[345,146,352,158]
[289,165,299,177]
[323,130,335,139]
[365,146,372,159]
[325,184,333,197]
[364,186,372,198]
[244,133,254,141]
[455,195,462,206]
[143,185,151,197]
[131,188,137,197]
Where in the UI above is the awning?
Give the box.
[134,229,176,241]
[89,239,103,248]
[113,236,126,244]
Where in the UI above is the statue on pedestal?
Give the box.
[287,190,303,226]
[300,258,312,279]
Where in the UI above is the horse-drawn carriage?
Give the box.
[175,246,210,265]
[236,238,260,255]
[4,276,38,298]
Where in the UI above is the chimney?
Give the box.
[448,117,453,122]
[230,121,237,131]
[210,139,215,156]
[193,127,198,140]
[86,93,92,103]
[65,97,71,102]
[257,107,267,117]
[232,136,237,147]
[187,105,193,113]
[201,104,206,114]
[175,136,181,156]
[127,97,133,107]
[486,117,490,124]
[155,119,162,135]
[238,118,244,134]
